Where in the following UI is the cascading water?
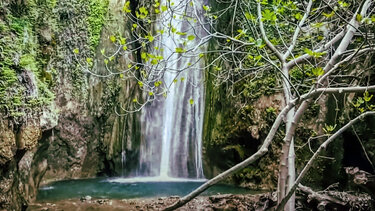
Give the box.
[135,0,208,179]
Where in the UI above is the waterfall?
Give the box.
[136,0,208,179]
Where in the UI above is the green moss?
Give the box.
[0,67,18,84]
[241,72,276,99]
[87,0,109,52]
[20,54,39,72]
[0,1,56,121]
[8,16,29,35]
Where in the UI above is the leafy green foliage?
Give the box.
[261,9,276,23]
[0,1,56,120]
[352,92,375,113]
[88,0,109,51]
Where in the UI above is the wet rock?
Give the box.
[39,104,59,131]
[0,122,16,165]
[16,124,41,150]
[80,195,92,202]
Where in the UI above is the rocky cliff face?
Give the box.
[0,0,140,210]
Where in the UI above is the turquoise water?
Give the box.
[37,177,257,201]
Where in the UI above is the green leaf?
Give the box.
[189,99,194,105]
[101,49,105,55]
[175,47,185,53]
[120,38,127,45]
[295,12,302,20]
[244,12,252,20]
[138,81,143,87]
[132,98,137,103]
[187,35,196,41]
[203,5,210,12]
[176,31,187,36]
[323,124,337,134]
[148,91,154,96]
[141,52,147,59]
[312,67,324,76]
[73,48,79,54]
[110,35,116,43]
[123,1,131,13]
[322,11,335,18]
[364,91,373,102]
[154,81,162,87]
[171,26,177,33]
[161,5,168,12]
[338,1,348,8]
[139,7,148,15]
[146,35,154,42]
[86,57,93,63]
[104,59,108,65]
[356,14,362,22]
[151,59,158,65]
[262,9,276,22]
[123,46,128,51]
[312,22,324,28]
[352,97,364,108]
[304,48,326,58]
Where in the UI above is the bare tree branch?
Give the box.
[276,111,375,211]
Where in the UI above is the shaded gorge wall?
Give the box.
[0,0,142,210]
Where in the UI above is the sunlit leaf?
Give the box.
[176,31,187,36]
[311,67,324,76]
[356,14,363,22]
[175,47,185,53]
[295,12,302,20]
[110,35,116,43]
[262,9,276,22]
[120,38,127,45]
[141,52,147,59]
[322,11,335,18]
[364,91,373,102]
[123,1,131,13]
